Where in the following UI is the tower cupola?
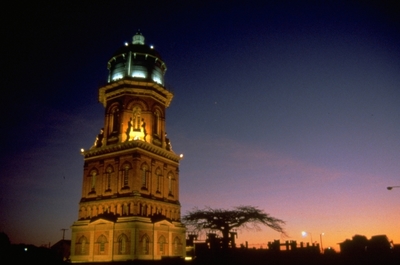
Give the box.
[132,31,145,45]
[98,31,174,146]
[107,31,166,85]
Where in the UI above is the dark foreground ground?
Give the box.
[2,248,400,265]
[67,253,400,265]
[189,250,400,265]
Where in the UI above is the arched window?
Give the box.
[108,105,120,134]
[141,163,148,189]
[123,166,129,187]
[112,107,120,132]
[92,206,98,217]
[173,237,181,254]
[156,168,162,193]
[76,235,88,255]
[141,234,150,254]
[122,203,129,215]
[105,166,113,191]
[87,207,92,218]
[118,234,129,254]
[140,203,148,216]
[158,235,166,254]
[97,235,107,254]
[81,237,87,254]
[154,110,161,136]
[121,163,130,188]
[168,172,174,197]
[89,169,98,192]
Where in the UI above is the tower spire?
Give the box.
[132,30,145,45]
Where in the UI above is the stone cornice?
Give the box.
[98,79,174,107]
[80,193,181,206]
[83,140,181,163]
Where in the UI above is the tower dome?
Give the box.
[107,31,167,85]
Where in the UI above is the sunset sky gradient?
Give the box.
[1,1,400,251]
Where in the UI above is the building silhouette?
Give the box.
[339,234,391,255]
[70,31,185,262]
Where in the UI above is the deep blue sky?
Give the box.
[1,1,400,249]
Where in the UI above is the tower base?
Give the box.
[70,215,185,263]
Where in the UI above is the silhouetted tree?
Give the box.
[182,206,286,249]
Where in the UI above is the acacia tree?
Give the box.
[182,205,286,249]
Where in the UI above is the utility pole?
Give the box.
[61,228,68,240]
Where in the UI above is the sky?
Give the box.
[1,1,400,251]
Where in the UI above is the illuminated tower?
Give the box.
[70,31,185,262]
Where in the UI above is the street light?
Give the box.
[301,231,313,244]
[387,186,400,190]
[320,233,324,253]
